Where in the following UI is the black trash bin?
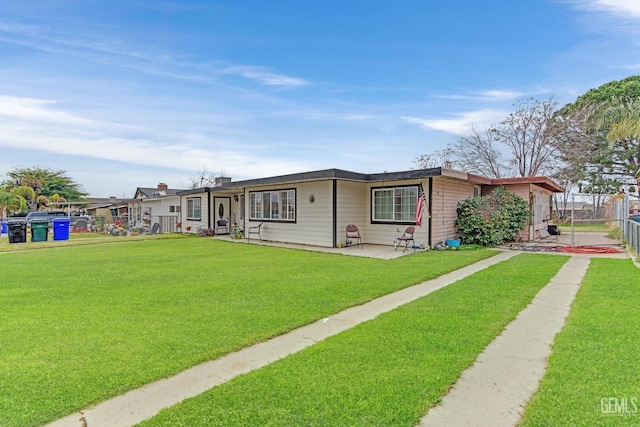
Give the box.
[7,219,27,243]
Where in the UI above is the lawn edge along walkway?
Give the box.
[419,256,589,427]
[46,251,518,427]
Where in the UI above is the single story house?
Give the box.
[177,167,563,248]
[131,183,182,233]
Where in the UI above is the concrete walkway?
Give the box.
[46,251,519,427]
[419,256,590,427]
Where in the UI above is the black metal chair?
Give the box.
[247,222,263,243]
[394,226,416,252]
[345,224,363,249]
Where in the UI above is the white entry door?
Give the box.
[214,197,231,234]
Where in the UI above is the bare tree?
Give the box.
[492,97,558,177]
[188,166,217,189]
[413,147,457,169]
[416,98,560,179]
[452,124,506,178]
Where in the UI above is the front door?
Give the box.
[213,197,231,234]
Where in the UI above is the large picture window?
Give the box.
[186,197,201,220]
[249,189,296,221]
[372,186,418,223]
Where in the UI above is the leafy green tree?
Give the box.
[0,188,28,219]
[455,187,530,246]
[557,76,640,190]
[2,167,88,211]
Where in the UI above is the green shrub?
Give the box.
[455,186,530,246]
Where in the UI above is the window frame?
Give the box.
[371,185,419,224]
[249,188,296,222]
[186,197,201,221]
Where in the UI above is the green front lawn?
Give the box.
[0,238,496,427]
[140,254,569,427]
[558,222,614,233]
[520,258,640,426]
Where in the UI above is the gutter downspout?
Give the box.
[207,189,212,229]
[332,179,337,248]
[428,177,433,248]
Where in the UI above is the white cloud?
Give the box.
[0,96,93,126]
[222,65,309,87]
[575,0,640,18]
[0,95,313,178]
[401,109,508,135]
[436,90,526,102]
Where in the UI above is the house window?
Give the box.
[249,189,296,221]
[372,186,418,223]
[186,197,201,220]
[474,185,481,198]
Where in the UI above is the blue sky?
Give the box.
[1,1,640,197]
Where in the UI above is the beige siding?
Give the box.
[336,180,368,246]
[431,178,475,244]
[362,179,430,247]
[180,192,209,233]
[244,181,334,247]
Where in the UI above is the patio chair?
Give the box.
[247,222,263,243]
[215,219,229,235]
[394,226,416,252]
[345,224,363,249]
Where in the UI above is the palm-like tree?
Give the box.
[0,190,28,219]
[587,96,640,187]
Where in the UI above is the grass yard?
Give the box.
[519,258,640,426]
[558,222,614,233]
[139,254,569,427]
[0,237,496,427]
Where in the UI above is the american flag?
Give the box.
[415,182,426,227]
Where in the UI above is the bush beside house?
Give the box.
[455,187,530,246]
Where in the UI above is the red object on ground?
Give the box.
[556,245,621,254]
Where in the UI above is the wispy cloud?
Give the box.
[0,20,309,90]
[570,0,640,18]
[401,108,508,135]
[222,65,309,87]
[435,89,526,102]
[0,95,312,177]
[0,96,92,125]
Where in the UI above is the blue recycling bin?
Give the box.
[1,221,6,234]
[52,217,71,241]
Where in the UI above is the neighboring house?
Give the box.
[178,167,564,248]
[85,197,133,224]
[131,183,183,233]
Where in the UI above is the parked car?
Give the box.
[25,211,92,229]
[69,212,92,230]
[25,211,68,226]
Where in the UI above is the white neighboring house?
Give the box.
[131,183,183,233]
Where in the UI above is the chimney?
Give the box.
[214,177,232,187]
[157,183,168,190]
